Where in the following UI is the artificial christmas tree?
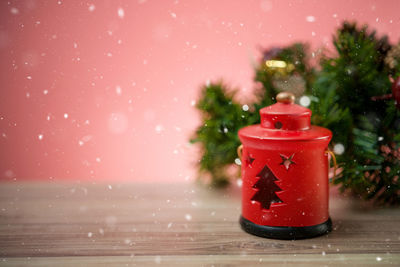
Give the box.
[191,21,400,205]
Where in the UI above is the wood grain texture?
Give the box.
[0,182,399,266]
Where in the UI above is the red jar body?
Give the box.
[239,132,331,227]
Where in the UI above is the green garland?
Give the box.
[191,22,400,205]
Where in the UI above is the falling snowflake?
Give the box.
[299,96,311,107]
[115,85,122,96]
[333,143,345,155]
[155,124,164,133]
[234,158,241,165]
[306,16,315,22]
[38,134,44,140]
[88,4,95,12]
[242,104,249,111]
[117,7,125,19]
[10,7,19,15]
[64,113,69,119]
[185,214,192,221]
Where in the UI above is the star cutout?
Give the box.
[280,153,295,170]
[245,155,255,167]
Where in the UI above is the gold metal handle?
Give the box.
[325,149,337,183]
[237,144,243,159]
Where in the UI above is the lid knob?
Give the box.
[276,92,295,104]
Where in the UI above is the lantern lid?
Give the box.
[260,92,311,131]
[238,92,332,142]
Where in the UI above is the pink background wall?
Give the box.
[1,0,399,182]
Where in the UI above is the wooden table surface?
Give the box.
[0,182,399,266]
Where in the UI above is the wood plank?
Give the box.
[0,182,399,265]
[2,254,399,267]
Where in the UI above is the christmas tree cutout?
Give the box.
[251,164,283,210]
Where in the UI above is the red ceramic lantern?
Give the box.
[238,92,333,239]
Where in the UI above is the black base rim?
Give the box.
[240,216,332,240]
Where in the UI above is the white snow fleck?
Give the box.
[378,136,384,141]
[236,179,243,187]
[376,257,382,261]
[26,92,30,98]
[96,157,101,163]
[170,12,177,19]
[322,251,326,256]
[185,214,192,221]
[98,228,104,235]
[238,42,242,46]
[242,104,249,111]
[306,16,315,22]
[108,185,112,190]
[87,232,93,237]
[64,113,69,119]
[115,85,122,96]
[333,13,338,18]
[155,124,164,133]
[299,96,311,107]
[73,42,78,49]
[234,158,241,166]
[38,134,44,140]
[43,90,48,95]
[167,222,173,228]
[154,256,161,264]
[333,143,345,155]
[117,7,125,19]
[173,149,178,154]
[260,0,273,12]
[10,7,19,15]
[88,4,95,12]
[190,100,196,106]
[311,31,316,36]
[223,127,228,133]
[27,76,32,80]
[107,52,112,57]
